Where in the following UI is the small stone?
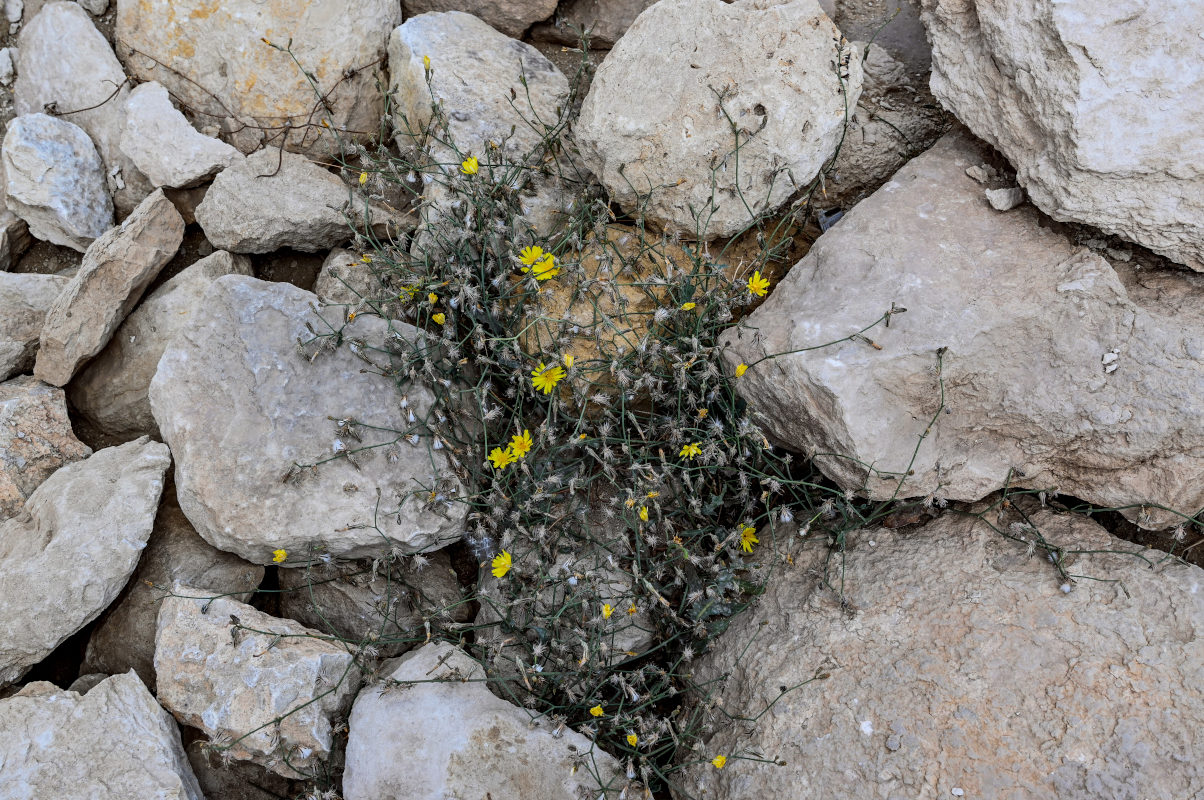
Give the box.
[0,272,68,380]
[0,46,14,85]
[0,671,204,799]
[35,188,184,386]
[155,587,362,778]
[965,164,992,183]
[76,0,107,13]
[70,249,251,439]
[194,149,409,253]
[951,789,965,798]
[0,375,91,520]
[119,81,242,188]
[985,186,1025,211]
[4,0,21,24]
[1,113,113,251]
[402,0,557,38]
[0,437,169,685]
[343,642,621,799]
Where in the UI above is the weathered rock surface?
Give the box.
[0,181,33,270]
[279,549,467,658]
[149,275,466,564]
[313,247,393,307]
[0,271,67,380]
[116,0,402,155]
[0,437,169,685]
[576,0,864,238]
[183,734,299,800]
[531,0,656,48]
[1,113,112,251]
[0,671,204,800]
[120,81,242,188]
[0,375,90,521]
[676,509,1204,799]
[16,1,152,214]
[194,148,408,253]
[343,642,622,800]
[156,588,362,778]
[828,0,932,74]
[724,131,1204,529]
[388,11,569,161]
[70,250,251,439]
[34,188,183,386]
[83,486,264,686]
[402,0,556,38]
[920,0,1204,270]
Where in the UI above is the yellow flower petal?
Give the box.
[460,156,479,175]
[272,548,287,563]
[432,312,446,325]
[428,293,438,304]
[563,353,574,368]
[423,54,431,70]
[681,302,696,310]
[679,442,701,460]
[602,604,614,619]
[491,550,512,578]
[627,734,638,747]
[639,506,649,522]
[518,245,544,266]
[712,755,727,769]
[358,171,368,185]
[589,705,604,717]
[735,363,748,377]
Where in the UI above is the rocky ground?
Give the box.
[1,1,1202,799]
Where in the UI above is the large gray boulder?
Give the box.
[0,271,69,380]
[1,113,113,251]
[402,0,557,38]
[919,0,1204,270]
[531,0,657,48]
[149,275,466,564]
[70,250,252,439]
[116,0,402,155]
[0,671,204,800]
[0,375,90,521]
[34,188,184,386]
[723,131,1204,529]
[15,1,152,214]
[575,0,863,238]
[675,509,1204,799]
[343,642,622,800]
[83,487,264,687]
[155,588,362,778]
[0,437,169,685]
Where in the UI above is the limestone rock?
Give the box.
[675,510,1204,799]
[120,81,243,188]
[313,247,396,307]
[116,0,402,155]
[722,131,1204,528]
[827,0,932,74]
[194,148,410,254]
[83,487,264,686]
[1,113,112,251]
[403,0,556,38]
[531,0,657,48]
[575,0,864,238]
[343,642,622,799]
[0,671,204,800]
[34,188,184,386]
[0,437,169,685]
[16,1,152,214]
[0,271,68,380]
[279,549,467,658]
[149,275,466,564]
[184,735,298,800]
[388,11,569,162]
[70,250,252,439]
[0,376,89,522]
[919,0,1204,270]
[986,186,1025,211]
[155,588,362,778]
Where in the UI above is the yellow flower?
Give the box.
[272,548,287,563]
[747,270,770,297]
[711,755,727,769]
[531,362,566,394]
[509,429,533,459]
[523,253,559,281]
[681,302,696,310]
[347,311,357,322]
[358,171,368,185]
[488,446,513,470]
[639,506,649,522]
[646,491,659,498]
[735,363,748,377]
[398,285,417,300]
[679,442,701,460]
[589,705,604,717]
[518,245,544,266]
[627,733,639,747]
[698,408,709,419]
[602,604,614,619]
[432,312,446,325]
[624,497,637,508]
[461,156,478,175]
[422,54,431,70]
[361,254,372,263]
[491,550,512,578]
[428,293,438,304]
[563,353,574,368]
[627,604,638,615]
[740,526,759,553]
